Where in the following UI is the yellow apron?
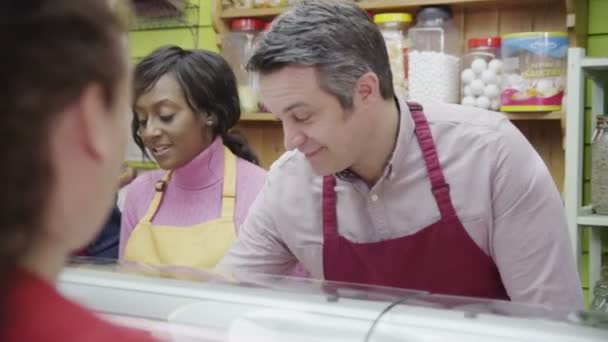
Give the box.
[123,147,237,270]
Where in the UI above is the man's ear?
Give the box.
[73,83,110,162]
[353,72,381,105]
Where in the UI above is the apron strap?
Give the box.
[322,175,338,238]
[407,101,457,219]
[141,171,172,223]
[221,147,237,219]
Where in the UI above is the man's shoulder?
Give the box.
[268,149,310,174]
[265,150,318,191]
[421,102,508,129]
[418,102,512,147]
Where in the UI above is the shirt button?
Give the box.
[371,194,379,202]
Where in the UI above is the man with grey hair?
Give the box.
[218,0,583,309]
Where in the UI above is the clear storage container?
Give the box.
[221,18,265,113]
[500,32,568,112]
[374,13,412,99]
[408,6,461,103]
[592,115,608,215]
[590,266,608,312]
[461,37,502,111]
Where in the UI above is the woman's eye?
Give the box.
[137,118,147,127]
[160,114,175,123]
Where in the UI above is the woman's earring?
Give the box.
[205,119,214,127]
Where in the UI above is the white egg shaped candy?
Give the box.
[481,69,498,85]
[483,84,500,99]
[490,99,501,111]
[470,79,485,96]
[463,85,473,96]
[488,59,503,73]
[471,58,487,74]
[462,96,476,107]
[475,96,491,109]
[461,68,476,84]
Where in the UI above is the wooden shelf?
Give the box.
[239,111,561,122]
[221,0,542,19]
[240,112,279,121]
[503,111,562,120]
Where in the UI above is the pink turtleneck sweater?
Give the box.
[119,137,266,258]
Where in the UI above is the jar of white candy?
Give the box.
[461,37,502,111]
[408,6,461,104]
[374,13,412,99]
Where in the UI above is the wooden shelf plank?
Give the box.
[222,7,282,19]
[221,0,547,19]
[240,113,279,121]
[240,111,561,122]
[503,111,562,120]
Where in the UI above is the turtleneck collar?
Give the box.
[171,136,225,190]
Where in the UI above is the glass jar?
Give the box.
[408,6,461,104]
[590,266,608,312]
[374,13,412,99]
[221,18,265,114]
[592,115,608,214]
[461,37,502,111]
[256,21,273,113]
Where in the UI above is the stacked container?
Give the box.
[500,32,568,112]
[374,13,412,99]
[221,18,265,113]
[460,37,502,111]
[408,6,461,103]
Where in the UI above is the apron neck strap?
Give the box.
[220,147,237,219]
[322,175,338,238]
[407,101,456,219]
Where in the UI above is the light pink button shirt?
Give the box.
[219,99,583,310]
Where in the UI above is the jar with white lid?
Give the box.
[461,37,502,111]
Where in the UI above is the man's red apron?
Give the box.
[322,102,510,300]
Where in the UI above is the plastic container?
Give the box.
[256,21,273,113]
[408,6,461,103]
[253,0,288,8]
[591,115,608,215]
[221,18,265,113]
[374,13,412,99]
[461,37,502,111]
[500,32,568,112]
[590,266,608,312]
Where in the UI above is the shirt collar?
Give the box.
[172,136,224,190]
[336,95,414,183]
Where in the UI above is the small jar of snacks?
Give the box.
[221,18,265,113]
[461,37,502,111]
[592,115,608,215]
[374,12,412,99]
